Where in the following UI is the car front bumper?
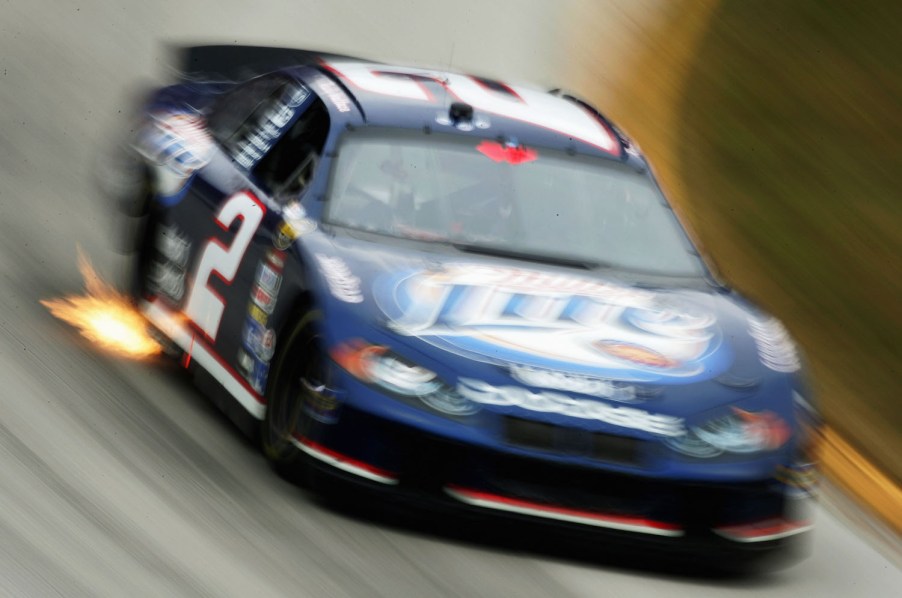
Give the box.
[294,400,816,562]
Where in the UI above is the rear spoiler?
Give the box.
[173,44,368,81]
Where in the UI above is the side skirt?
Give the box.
[141,298,266,438]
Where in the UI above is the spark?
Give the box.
[41,248,162,359]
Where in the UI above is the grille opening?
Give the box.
[591,432,642,466]
[504,417,643,467]
[504,417,557,451]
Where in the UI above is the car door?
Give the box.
[157,73,322,402]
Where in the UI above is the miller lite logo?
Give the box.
[377,264,732,383]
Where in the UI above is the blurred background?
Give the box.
[0,0,899,595]
[568,0,901,502]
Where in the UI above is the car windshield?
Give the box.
[324,128,706,278]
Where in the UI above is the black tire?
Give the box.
[261,310,326,481]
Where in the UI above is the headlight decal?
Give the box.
[331,340,478,416]
[665,408,790,458]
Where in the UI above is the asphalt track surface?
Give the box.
[1,1,899,595]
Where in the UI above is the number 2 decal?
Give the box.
[184,191,265,340]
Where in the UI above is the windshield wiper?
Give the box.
[451,242,606,270]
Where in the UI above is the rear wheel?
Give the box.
[261,311,327,481]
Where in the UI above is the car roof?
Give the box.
[175,46,636,163]
[307,60,631,161]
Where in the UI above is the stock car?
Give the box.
[115,45,820,565]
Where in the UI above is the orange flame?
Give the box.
[41,248,162,358]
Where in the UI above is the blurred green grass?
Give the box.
[676,1,902,480]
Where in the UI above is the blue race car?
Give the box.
[117,45,820,564]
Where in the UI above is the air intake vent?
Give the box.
[504,417,644,467]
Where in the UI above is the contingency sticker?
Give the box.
[273,201,317,250]
[236,250,285,391]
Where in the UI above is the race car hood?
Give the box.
[303,231,801,425]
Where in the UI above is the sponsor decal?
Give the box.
[242,316,276,362]
[456,378,684,436]
[248,302,269,326]
[241,251,283,358]
[509,365,639,403]
[236,347,254,377]
[315,76,352,113]
[273,202,316,249]
[273,222,294,250]
[273,219,316,249]
[303,383,341,424]
[251,285,276,314]
[375,264,730,382]
[254,261,282,295]
[248,358,270,394]
[234,84,310,169]
[147,222,191,302]
[155,223,190,267]
[236,344,269,394]
[593,341,677,369]
[136,111,214,177]
[315,254,364,303]
[147,261,186,302]
[283,85,311,108]
[747,316,801,373]
[265,248,286,270]
[233,142,265,170]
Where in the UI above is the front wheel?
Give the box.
[261,311,328,481]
